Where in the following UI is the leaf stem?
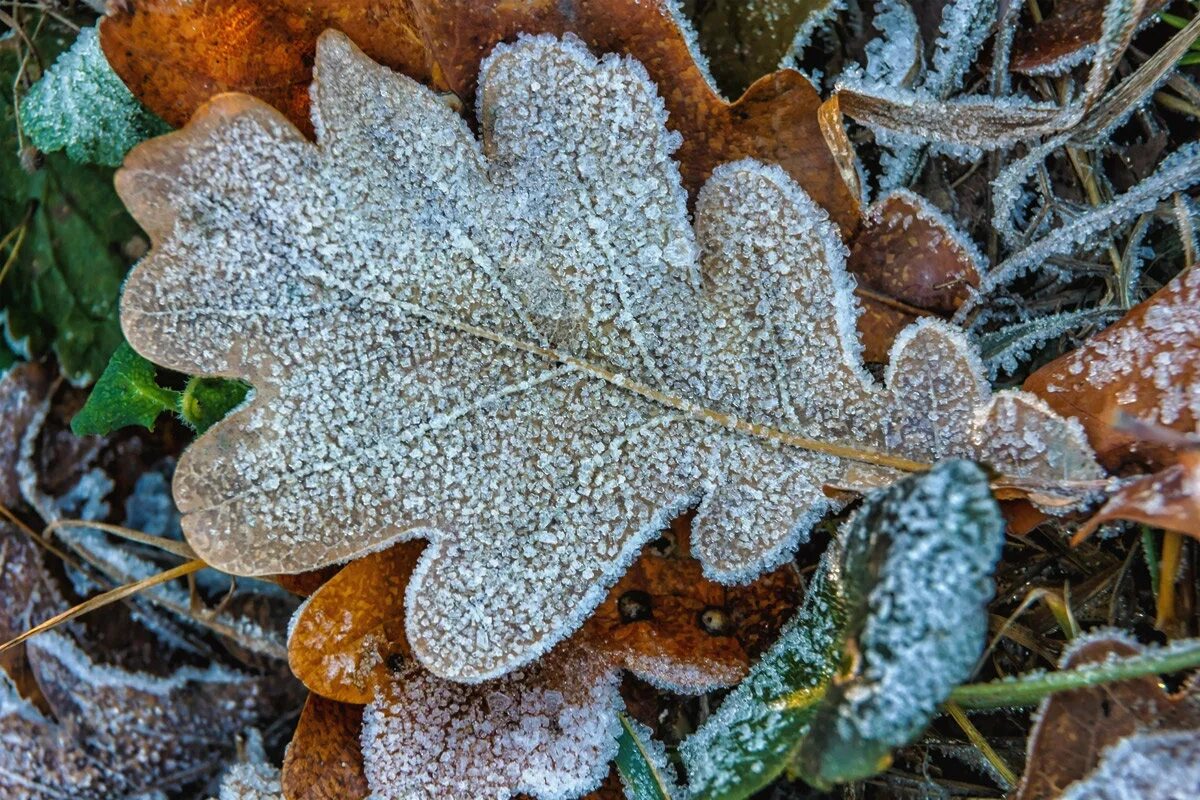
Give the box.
[949,638,1200,709]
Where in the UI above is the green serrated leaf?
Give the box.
[615,714,680,800]
[71,342,179,435]
[20,26,170,167]
[682,460,1004,797]
[179,375,250,433]
[1,21,146,385]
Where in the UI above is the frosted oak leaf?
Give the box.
[117,31,1101,681]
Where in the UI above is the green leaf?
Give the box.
[1,21,146,385]
[681,460,1004,797]
[179,375,250,433]
[71,342,179,435]
[679,539,847,799]
[614,714,681,800]
[71,342,250,436]
[19,26,170,167]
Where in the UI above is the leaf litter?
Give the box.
[3,0,1200,797]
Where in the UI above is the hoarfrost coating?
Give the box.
[118,31,1099,681]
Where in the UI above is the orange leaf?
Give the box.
[846,190,981,362]
[1073,451,1200,544]
[1024,266,1199,469]
[583,515,801,691]
[100,0,860,231]
[287,541,423,705]
[282,694,370,800]
[1013,634,1200,800]
[288,520,800,701]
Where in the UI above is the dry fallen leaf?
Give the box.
[282,694,370,800]
[1014,632,1200,800]
[118,31,1100,682]
[846,189,983,362]
[286,519,797,798]
[1073,450,1200,543]
[1024,266,1199,470]
[1011,0,1167,75]
[99,0,860,230]
[0,362,53,508]
[0,529,269,799]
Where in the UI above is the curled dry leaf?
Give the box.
[286,523,798,798]
[1014,632,1200,800]
[99,0,860,229]
[1011,0,1167,75]
[1024,266,1199,470]
[846,189,983,362]
[1073,450,1200,543]
[118,32,1099,681]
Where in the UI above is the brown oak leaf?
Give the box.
[1024,266,1199,470]
[285,522,798,798]
[99,0,860,230]
[1072,450,1200,543]
[1014,633,1200,800]
[846,189,983,362]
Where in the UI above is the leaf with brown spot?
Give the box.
[584,514,801,691]
[282,694,369,800]
[1024,267,1199,470]
[1011,0,1167,75]
[1014,633,1200,800]
[846,190,982,362]
[99,0,860,230]
[285,521,798,798]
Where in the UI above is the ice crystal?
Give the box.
[361,642,620,800]
[1059,730,1200,800]
[119,32,1100,681]
[20,26,169,167]
[862,0,921,89]
[208,730,282,800]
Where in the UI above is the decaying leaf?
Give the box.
[0,516,275,799]
[846,189,983,362]
[688,0,842,95]
[99,0,860,229]
[118,31,1098,682]
[1014,632,1200,800]
[1011,0,1167,75]
[0,362,52,508]
[281,695,370,800]
[1073,450,1200,543]
[1024,266,1199,469]
[681,460,1005,798]
[286,520,797,798]
[208,730,284,800]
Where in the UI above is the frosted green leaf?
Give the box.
[1,26,144,385]
[117,31,1100,682]
[72,342,249,435]
[615,715,681,800]
[71,342,180,434]
[681,460,1004,797]
[20,26,170,167]
[978,308,1118,379]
